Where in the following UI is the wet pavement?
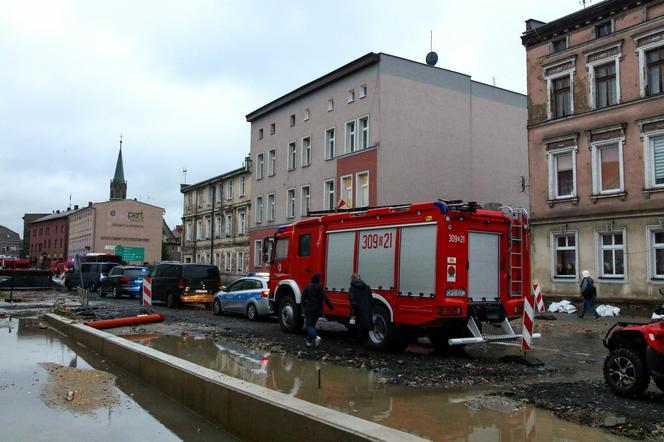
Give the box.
[0,316,236,442]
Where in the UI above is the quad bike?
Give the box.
[603,288,664,397]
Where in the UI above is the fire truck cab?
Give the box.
[268,200,530,351]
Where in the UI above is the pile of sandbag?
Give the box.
[596,304,621,317]
[653,312,664,320]
[548,300,577,314]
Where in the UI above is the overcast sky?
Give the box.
[0,0,581,236]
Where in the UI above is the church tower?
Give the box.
[110,135,127,200]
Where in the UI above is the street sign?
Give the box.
[114,246,145,262]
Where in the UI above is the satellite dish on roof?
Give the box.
[426,51,438,66]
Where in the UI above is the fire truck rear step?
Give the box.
[448,317,541,346]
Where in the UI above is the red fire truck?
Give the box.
[268,200,531,351]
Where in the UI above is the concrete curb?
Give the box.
[45,313,424,442]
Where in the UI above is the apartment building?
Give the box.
[522,0,664,300]
[28,209,78,259]
[246,52,528,271]
[180,164,251,283]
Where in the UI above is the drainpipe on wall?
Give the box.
[210,184,215,266]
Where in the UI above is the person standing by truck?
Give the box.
[349,273,374,344]
[302,273,333,347]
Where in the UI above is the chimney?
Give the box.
[56,210,60,214]
[88,201,92,207]
[74,205,79,210]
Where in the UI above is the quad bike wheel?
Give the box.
[603,348,650,397]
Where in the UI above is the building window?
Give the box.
[359,116,369,149]
[302,136,311,166]
[301,185,310,216]
[591,141,623,194]
[256,153,264,180]
[205,216,211,239]
[552,233,577,279]
[595,21,612,38]
[287,188,296,218]
[187,193,193,210]
[289,114,296,127]
[207,187,213,205]
[594,62,617,108]
[224,252,232,272]
[225,213,232,237]
[325,128,335,159]
[238,211,246,235]
[226,179,233,200]
[304,108,310,121]
[644,134,664,188]
[254,240,263,267]
[347,89,355,103]
[216,183,222,202]
[287,142,297,170]
[255,196,264,223]
[650,229,664,279]
[237,251,245,272]
[552,76,572,118]
[268,148,276,176]
[551,36,567,54]
[267,193,275,221]
[258,128,263,140]
[647,47,664,96]
[599,231,625,278]
[327,98,334,111]
[359,84,367,98]
[239,175,246,196]
[345,120,356,153]
[548,148,576,199]
[341,175,353,208]
[196,219,202,240]
[324,179,335,211]
[215,216,222,237]
[356,172,369,207]
[270,123,276,135]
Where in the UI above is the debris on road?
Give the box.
[548,300,577,314]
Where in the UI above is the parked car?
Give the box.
[147,263,221,308]
[213,275,272,321]
[64,262,118,291]
[100,265,149,298]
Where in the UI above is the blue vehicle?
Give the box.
[213,276,272,321]
[100,265,150,298]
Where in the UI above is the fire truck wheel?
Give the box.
[603,348,650,397]
[278,295,303,333]
[368,304,407,352]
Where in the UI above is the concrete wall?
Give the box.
[45,314,423,442]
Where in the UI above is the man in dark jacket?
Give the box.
[302,273,333,347]
[349,273,374,343]
[578,270,599,319]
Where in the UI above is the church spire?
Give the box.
[110,134,127,200]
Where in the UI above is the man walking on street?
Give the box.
[302,273,333,347]
[578,270,599,320]
[349,273,374,346]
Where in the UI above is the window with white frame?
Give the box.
[205,216,211,239]
[254,240,263,267]
[548,147,577,199]
[287,188,296,218]
[207,187,213,205]
[198,190,203,207]
[552,233,577,279]
[359,84,367,98]
[345,120,356,153]
[647,47,664,96]
[650,229,664,279]
[594,61,618,108]
[255,196,264,223]
[327,98,334,111]
[225,213,232,237]
[238,210,246,235]
[325,128,335,159]
[239,175,246,196]
[595,21,613,38]
[196,219,202,240]
[267,193,275,221]
[268,148,276,176]
[301,185,310,216]
[186,221,192,241]
[551,76,572,118]
[551,36,568,54]
[256,153,264,180]
[347,89,355,103]
[644,133,664,188]
[359,116,369,149]
[598,231,625,278]
[591,140,623,194]
[341,175,353,208]
[304,108,310,121]
[215,216,222,237]
[324,179,335,211]
[237,250,245,272]
[302,136,311,166]
[187,193,193,210]
[226,179,233,200]
[356,172,369,207]
[288,142,297,170]
[216,183,222,202]
[224,251,232,272]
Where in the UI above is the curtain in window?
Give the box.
[654,137,664,185]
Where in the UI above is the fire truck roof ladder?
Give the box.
[500,206,529,298]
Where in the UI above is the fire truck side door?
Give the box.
[467,232,500,302]
[293,231,314,288]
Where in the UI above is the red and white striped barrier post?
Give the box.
[142,277,152,307]
[533,282,545,313]
[521,290,535,351]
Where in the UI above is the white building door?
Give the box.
[468,232,500,302]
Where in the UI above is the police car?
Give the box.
[213,274,272,321]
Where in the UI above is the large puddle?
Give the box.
[130,333,630,441]
[0,317,236,442]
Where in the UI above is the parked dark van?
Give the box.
[64,262,118,291]
[147,263,221,308]
[100,265,149,298]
